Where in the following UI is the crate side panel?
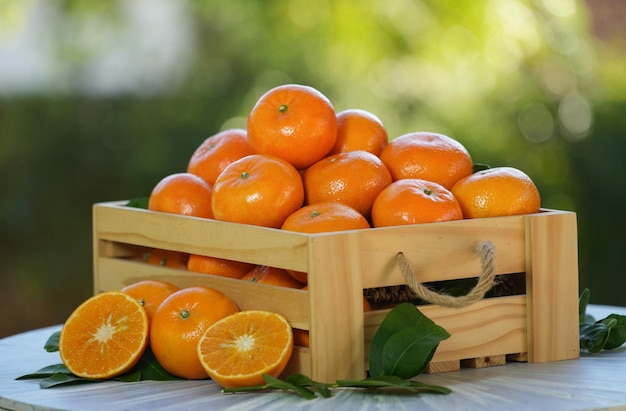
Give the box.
[307,233,366,382]
[96,257,310,328]
[357,215,527,288]
[525,211,579,363]
[283,348,310,377]
[364,296,527,364]
[94,202,310,271]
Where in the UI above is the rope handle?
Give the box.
[396,241,496,308]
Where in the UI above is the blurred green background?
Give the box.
[1,0,625,338]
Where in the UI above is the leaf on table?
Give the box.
[135,348,181,381]
[580,322,611,353]
[39,372,96,389]
[114,368,142,383]
[16,363,69,380]
[599,314,626,350]
[579,288,626,353]
[369,303,450,379]
[579,288,595,325]
[44,331,60,352]
[223,374,318,399]
[284,373,332,398]
[336,375,451,394]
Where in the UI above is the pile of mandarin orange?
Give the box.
[150,83,540,230]
[57,83,541,389]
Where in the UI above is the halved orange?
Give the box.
[58,291,149,379]
[197,310,294,388]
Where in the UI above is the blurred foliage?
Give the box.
[1,0,625,337]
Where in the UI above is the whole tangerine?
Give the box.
[303,150,392,218]
[150,286,240,379]
[281,202,370,234]
[330,108,388,156]
[241,265,304,289]
[247,84,338,169]
[145,249,189,269]
[121,280,180,324]
[148,172,214,219]
[187,128,256,186]
[187,254,255,279]
[371,178,463,227]
[211,154,304,228]
[451,166,541,218]
[379,132,473,189]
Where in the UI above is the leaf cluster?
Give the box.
[579,288,626,353]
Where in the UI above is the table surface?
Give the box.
[2,305,626,411]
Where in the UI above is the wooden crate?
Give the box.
[93,201,580,382]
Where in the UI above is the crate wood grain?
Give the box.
[93,201,580,382]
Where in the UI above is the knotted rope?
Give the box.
[396,241,496,308]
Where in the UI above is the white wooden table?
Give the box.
[1,305,625,411]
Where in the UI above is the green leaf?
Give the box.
[16,363,70,380]
[44,331,60,352]
[136,347,181,381]
[579,288,595,324]
[381,324,447,378]
[39,372,96,389]
[126,197,149,209]
[114,368,142,383]
[222,374,317,399]
[580,322,611,353]
[578,288,626,352]
[599,314,626,350]
[284,373,332,398]
[472,163,491,173]
[369,303,450,379]
[336,375,451,394]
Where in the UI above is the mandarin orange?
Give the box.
[148,172,214,219]
[211,154,304,228]
[145,248,189,270]
[121,280,180,323]
[187,254,255,279]
[150,286,239,379]
[187,128,256,186]
[330,108,388,156]
[451,166,541,218]
[281,202,370,233]
[379,132,473,189]
[247,84,337,169]
[303,150,392,217]
[241,265,304,289]
[371,178,463,227]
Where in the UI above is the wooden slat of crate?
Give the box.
[524,211,579,363]
[93,202,311,271]
[307,232,366,382]
[364,295,528,365]
[95,255,311,329]
[357,215,527,288]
